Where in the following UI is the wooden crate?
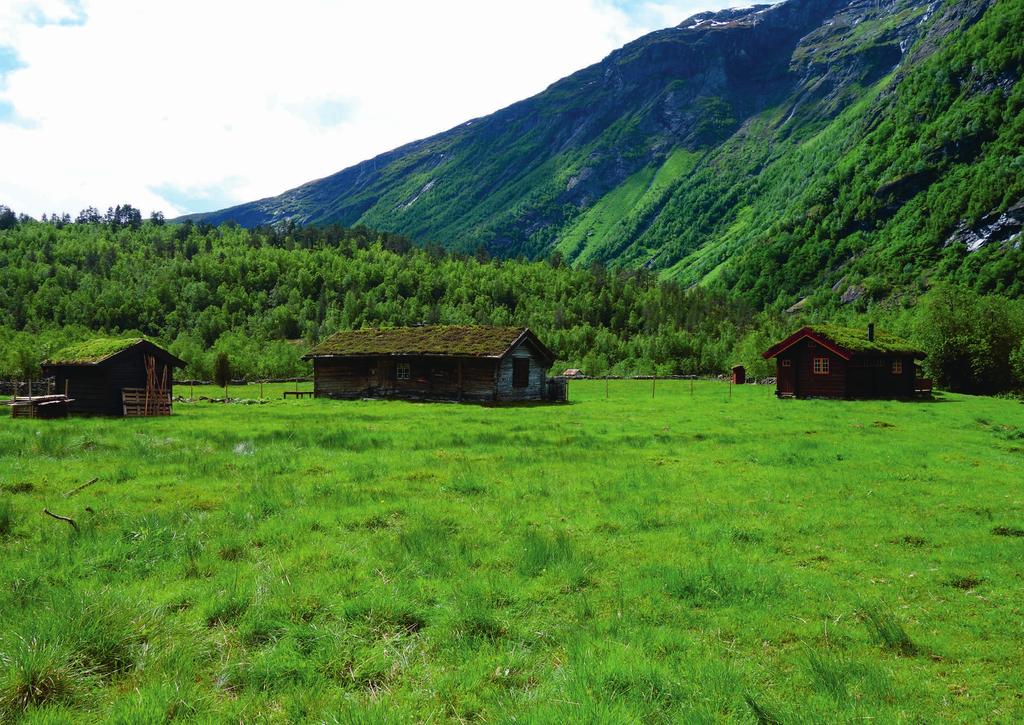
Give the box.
[7,395,71,419]
[122,388,172,416]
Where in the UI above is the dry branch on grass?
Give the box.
[63,477,99,498]
[43,508,79,531]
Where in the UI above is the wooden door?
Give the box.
[778,358,796,396]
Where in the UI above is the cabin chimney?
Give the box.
[868,323,875,342]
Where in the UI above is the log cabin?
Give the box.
[42,338,186,416]
[304,325,562,403]
[762,324,926,399]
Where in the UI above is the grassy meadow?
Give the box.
[1,381,1022,722]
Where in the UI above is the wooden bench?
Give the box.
[282,391,314,399]
[915,378,933,397]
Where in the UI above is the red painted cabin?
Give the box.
[762,325,926,399]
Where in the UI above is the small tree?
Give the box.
[213,352,231,400]
[1012,340,1024,389]
[916,284,1022,393]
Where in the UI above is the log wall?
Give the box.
[314,356,499,402]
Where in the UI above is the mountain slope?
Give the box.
[192,0,1024,306]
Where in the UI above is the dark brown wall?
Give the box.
[846,354,917,398]
[45,350,175,416]
[775,341,847,398]
[775,340,918,399]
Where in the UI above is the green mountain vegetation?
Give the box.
[190,0,1024,310]
[0,217,759,381]
[1,215,1023,392]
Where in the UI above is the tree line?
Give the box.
[0,210,1022,394]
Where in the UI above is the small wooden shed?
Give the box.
[42,338,186,416]
[304,325,560,403]
[762,324,925,399]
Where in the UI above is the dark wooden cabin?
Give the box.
[42,338,186,416]
[762,324,926,399]
[304,326,561,403]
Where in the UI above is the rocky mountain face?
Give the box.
[191,0,1024,305]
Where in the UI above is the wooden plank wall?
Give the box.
[846,354,917,398]
[794,341,848,398]
[45,366,109,415]
[495,341,548,402]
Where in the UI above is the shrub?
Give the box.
[916,284,1024,393]
[0,637,89,717]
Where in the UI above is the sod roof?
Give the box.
[46,337,186,366]
[764,325,925,359]
[305,326,543,359]
[813,325,924,356]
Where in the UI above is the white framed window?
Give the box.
[892,360,903,375]
[813,357,830,375]
[781,359,792,368]
[396,363,410,381]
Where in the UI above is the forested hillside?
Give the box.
[189,0,1024,309]
[1,214,1022,391]
[0,217,762,381]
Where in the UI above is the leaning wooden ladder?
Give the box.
[123,356,172,416]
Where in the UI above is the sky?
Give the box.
[0,0,737,218]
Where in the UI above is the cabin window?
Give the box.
[813,357,830,375]
[780,359,792,368]
[396,363,411,381]
[892,360,903,375]
[512,358,530,388]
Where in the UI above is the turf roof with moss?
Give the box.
[47,337,147,364]
[306,326,532,358]
[811,325,924,356]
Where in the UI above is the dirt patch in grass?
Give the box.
[1,481,34,494]
[947,575,984,590]
[992,525,1024,537]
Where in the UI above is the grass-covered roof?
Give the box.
[812,325,924,356]
[764,325,925,360]
[306,326,531,358]
[47,337,146,364]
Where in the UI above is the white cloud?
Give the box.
[0,0,736,217]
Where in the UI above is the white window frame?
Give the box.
[892,360,903,375]
[396,362,411,381]
[780,359,792,368]
[813,357,830,375]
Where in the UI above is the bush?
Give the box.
[915,284,1024,393]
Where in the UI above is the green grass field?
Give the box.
[1,381,1022,722]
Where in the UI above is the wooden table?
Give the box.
[282,391,314,399]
